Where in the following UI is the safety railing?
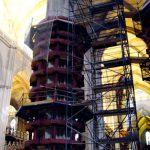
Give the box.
[6,127,28,140]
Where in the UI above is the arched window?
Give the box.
[10,119,16,130]
[75,133,79,141]
[9,105,17,117]
[146,131,150,145]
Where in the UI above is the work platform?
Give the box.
[98,136,138,144]
[89,1,123,15]
[93,81,132,92]
[92,37,121,49]
[93,57,147,70]
[93,58,130,69]
[94,107,136,116]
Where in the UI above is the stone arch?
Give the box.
[135,82,150,96]
[7,105,17,126]
[100,30,147,62]
[11,71,30,109]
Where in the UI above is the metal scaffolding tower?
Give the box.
[69,0,139,149]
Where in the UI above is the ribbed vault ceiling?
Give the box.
[0,0,146,46]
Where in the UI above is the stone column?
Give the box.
[46,0,69,17]
[0,40,16,149]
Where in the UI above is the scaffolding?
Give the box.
[69,0,139,149]
[16,0,140,150]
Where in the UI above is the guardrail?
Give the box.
[6,127,28,140]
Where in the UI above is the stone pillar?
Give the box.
[46,0,69,17]
[0,40,16,149]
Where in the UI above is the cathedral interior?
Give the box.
[0,0,150,150]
